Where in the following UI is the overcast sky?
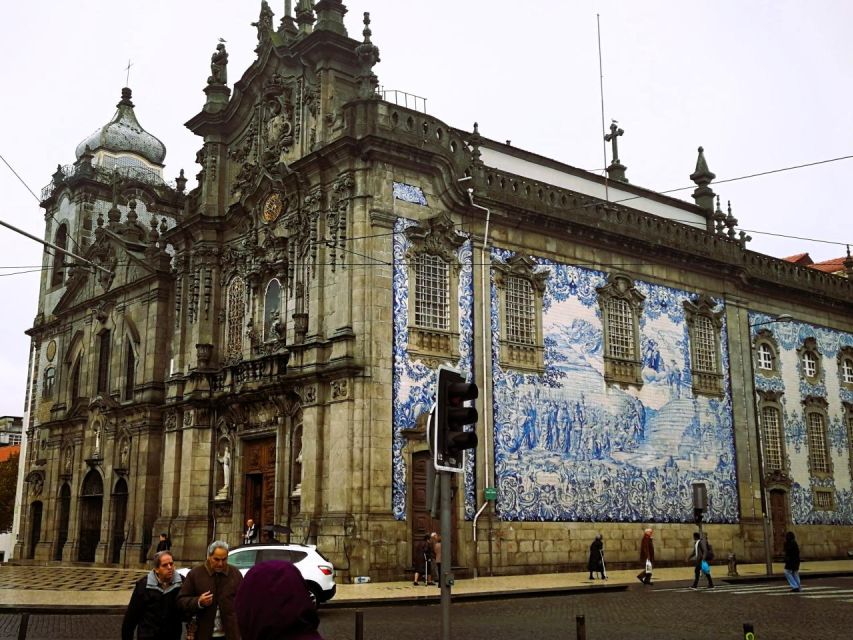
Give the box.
[1,1,851,416]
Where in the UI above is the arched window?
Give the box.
[414,254,449,330]
[806,410,830,475]
[96,330,111,395]
[263,278,282,342]
[606,298,634,360]
[797,338,822,383]
[802,351,818,378]
[843,358,853,384]
[757,343,775,371]
[684,295,724,396]
[495,254,548,373]
[51,224,68,287]
[225,276,246,362]
[124,341,136,401]
[70,355,82,403]
[760,406,785,471]
[43,367,56,398]
[838,348,853,389]
[597,274,645,386]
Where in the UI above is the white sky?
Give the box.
[1,0,851,416]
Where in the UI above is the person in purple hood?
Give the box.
[235,560,325,640]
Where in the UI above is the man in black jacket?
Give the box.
[122,551,184,640]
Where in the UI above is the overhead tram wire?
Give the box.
[1,151,86,255]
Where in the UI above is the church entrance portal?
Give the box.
[110,478,128,564]
[78,470,103,562]
[55,483,71,561]
[410,451,457,570]
[243,438,276,537]
[769,489,788,556]
[27,501,42,560]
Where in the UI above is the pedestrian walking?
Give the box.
[236,560,325,640]
[784,531,801,592]
[122,551,184,640]
[432,532,442,586]
[636,528,655,585]
[177,540,243,640]
[588,534,606,580]
[413,533,434,586]
[156,532,172,553]
[688,531,714,589]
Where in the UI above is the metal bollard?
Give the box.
[743,622,755,639]
[576,614,586,640]
[355,609,364,640]
[728,553,739,577]
[17,613,30,640]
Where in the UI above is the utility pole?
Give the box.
[440,470,452,640]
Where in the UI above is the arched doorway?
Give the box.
[78,470,103,562]
[27,502,43,560]
[55,484,71,561]
[110,478,128,564]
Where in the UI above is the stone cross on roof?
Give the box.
[604,121,624,163]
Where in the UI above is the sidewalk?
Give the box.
[1,560,851,610]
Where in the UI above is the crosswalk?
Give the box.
[655,582,853,603]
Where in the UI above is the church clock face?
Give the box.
[262,192,284,223]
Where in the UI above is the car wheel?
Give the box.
[306,582,321,609]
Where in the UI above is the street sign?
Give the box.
[484,487,497,501]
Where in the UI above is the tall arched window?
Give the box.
[757,343,775,371]
[597,274,645,386]
[264,278,282,342]
[51,224,68,287]
[96,330,111,395]
[760,406,785,471]
[124,341,136,401]
[806,410,830,475]
[70,355,82,403]
[414,254,449,330]
[226,276,246,362]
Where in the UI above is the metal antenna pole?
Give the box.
[597,13,609,203]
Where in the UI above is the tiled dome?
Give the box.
[75,88,166,166]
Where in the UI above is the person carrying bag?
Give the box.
[688,531,715,589]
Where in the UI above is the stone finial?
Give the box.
[713,195,726,234]
[844,245,853,278]
[470,122,483,166]
[175,169,187,194]
[52,164,65,187]
[118,87,134,108]
[604,120,628,183]
[725,200,737,239]
[295,0,315,34]
[280,0,298,35]
[355,12,380,99]
[314,0,348,36]
[690,146,716,213]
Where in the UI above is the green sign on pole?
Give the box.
[484,487,497,501]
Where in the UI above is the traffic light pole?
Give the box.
[440,469,452,640]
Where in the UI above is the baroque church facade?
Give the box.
[16,1,853,577]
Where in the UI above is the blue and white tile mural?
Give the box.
[391,217,476,520]
[749,313,853,525]
[492,249,739,524]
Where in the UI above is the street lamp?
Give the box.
[747,313,793,575]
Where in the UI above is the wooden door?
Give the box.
[55,483,70,561]
[243,438,276,533]
[769,489,787,556]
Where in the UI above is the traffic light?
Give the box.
[433,365,478,472]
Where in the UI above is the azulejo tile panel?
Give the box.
[749,313,853,524]
[391,217,475,520]
[492,248,739,524]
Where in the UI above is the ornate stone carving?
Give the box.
[208,43,228,85]
[331,378,349,401]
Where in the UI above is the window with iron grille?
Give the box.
[806,412,830,474]
[693,316,717,372]
[414,254,449,330]
[506,277,535,345]
[226,276,246,360]
[607,298,634,359]
[757,343,775,371]
[802,351,818,378]
[813,489,834,510]
[842,358,853,384]
[96,331,111,395]
[761,406,785,472]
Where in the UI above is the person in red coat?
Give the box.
[636,528,655,585]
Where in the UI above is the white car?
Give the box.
[178,543,336,606]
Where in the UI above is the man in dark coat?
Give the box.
[178,540,243,640]
[122,551,184,640]
[688,531,714,588]
[784,531,801,592]
[588,534,606,580]
[636,528,655,585]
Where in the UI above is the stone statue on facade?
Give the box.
[217,442,232,498]
[208,43,228,85]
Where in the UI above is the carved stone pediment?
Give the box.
[404,212,466,264]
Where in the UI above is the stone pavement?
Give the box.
[1,559,851,610]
